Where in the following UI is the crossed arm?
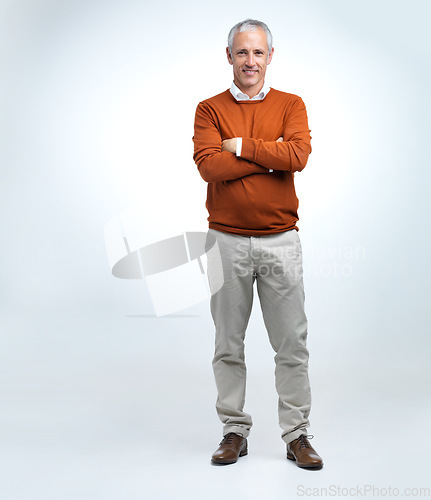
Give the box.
[193,98,311,183]
[221,137,284,154]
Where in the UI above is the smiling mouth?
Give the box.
[244,70,258,75]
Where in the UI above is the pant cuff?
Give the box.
[282,426,310,444]
[223,425,250,439]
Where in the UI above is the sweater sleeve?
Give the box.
[239,97,312,172]
[193,101,269,183]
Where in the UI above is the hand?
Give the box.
[221,138,237,154]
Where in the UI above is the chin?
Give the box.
[241,77,258,85]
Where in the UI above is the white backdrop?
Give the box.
[1,1,430,499]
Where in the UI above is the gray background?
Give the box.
[1,0,430,498]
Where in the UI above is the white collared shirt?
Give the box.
[229,81,271,102]
[229,81,273,171]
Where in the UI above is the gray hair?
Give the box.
[227,19,273,57]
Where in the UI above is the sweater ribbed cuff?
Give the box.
[240,137,256,161]
[240,137,273,172]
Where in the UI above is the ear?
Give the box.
[226,47,233,65]
[267,47,274,65]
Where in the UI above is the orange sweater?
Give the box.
[193,88,312,236]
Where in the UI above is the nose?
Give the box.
[245,53,256,67]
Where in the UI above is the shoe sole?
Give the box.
[211,448,248,465]
[287,452,323,470]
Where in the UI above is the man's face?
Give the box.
[227,28,274,98]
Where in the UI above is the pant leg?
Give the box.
[205,229,255,438]
[254,230,312,443]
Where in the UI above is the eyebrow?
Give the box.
[236,48,266,52]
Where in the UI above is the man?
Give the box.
[193,19,323,470]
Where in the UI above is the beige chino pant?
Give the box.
[205,228,312,444]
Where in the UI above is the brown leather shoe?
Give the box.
[286,434,323,469]
[211,432,248,465]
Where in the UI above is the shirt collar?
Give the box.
[229,81,271,101]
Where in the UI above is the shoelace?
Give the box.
[220,433,240,445]
[297,434,314,449]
